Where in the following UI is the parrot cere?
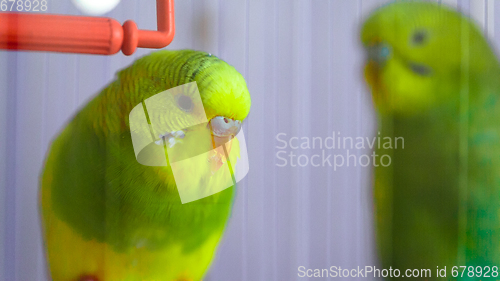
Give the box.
[40,50,251,281]
[362,1,500,280]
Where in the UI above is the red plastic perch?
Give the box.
[0,0,175,55]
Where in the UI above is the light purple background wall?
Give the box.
[1,0,499,280]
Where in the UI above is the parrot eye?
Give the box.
[411,30,427,46]
[176,95,194,112]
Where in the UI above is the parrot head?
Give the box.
[136,50,250,145]
[114,50,251,192]
[361,1,499,115]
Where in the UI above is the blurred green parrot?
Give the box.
[362,1,500,280]
[40,50,251,281]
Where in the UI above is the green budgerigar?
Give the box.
[362,1,500,280]
[40,50,251,281]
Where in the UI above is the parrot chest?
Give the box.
[374,103,500,271]
[42,126,236,280]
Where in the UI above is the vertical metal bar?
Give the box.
[356,0,363,269]
[242,0,249,279]
[487,0,495,39]
[457,5,470,267]
[0,52,7,281]
[272,0,279,278]
[4,52,17,281]
[325,0,333,272]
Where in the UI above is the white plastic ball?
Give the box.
[72,0,121,16]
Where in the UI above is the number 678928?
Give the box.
[1,0,48,12]
[452,265,499,278]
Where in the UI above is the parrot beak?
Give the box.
[212,135,234,149]
[208,116,242,148]
[206,116,242,174]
